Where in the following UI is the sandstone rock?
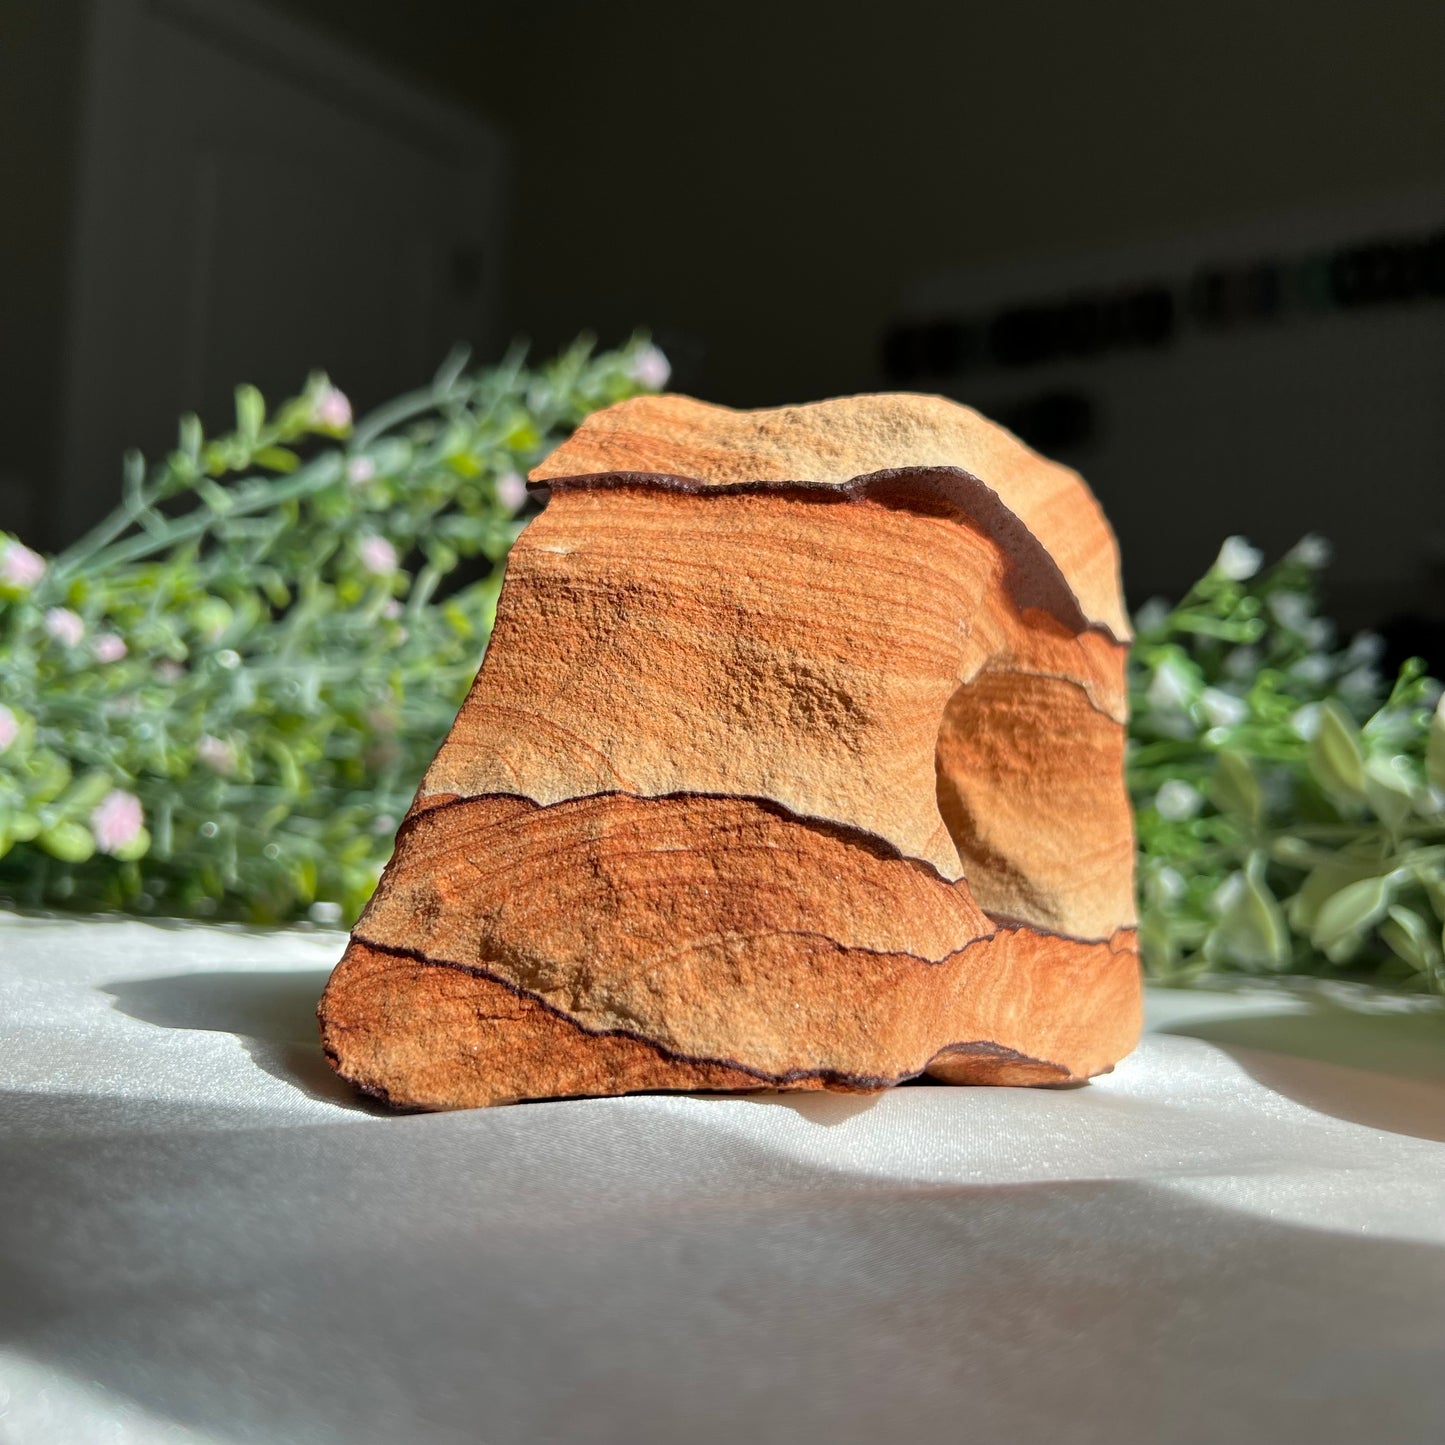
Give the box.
[319,393,1140,1109]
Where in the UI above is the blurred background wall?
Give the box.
[3,0,1444,646]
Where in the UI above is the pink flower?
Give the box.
[155,660,185,683]
[313,386,352,431]
[196,733,236,775]
[346,455,376,485]
[1,540,46,589]
[357,534,398,575]
[91,790,144,855]
[0,704,18,751]
[93,633,127,663]
[496,470,528,513]
[381,598,404,620]
[628,343,671,390]
[44,607,85,647]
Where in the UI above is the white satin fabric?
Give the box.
[2,909,1443,1445]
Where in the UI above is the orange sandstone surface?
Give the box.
[318,393,1141,1109]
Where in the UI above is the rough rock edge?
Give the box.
[527,466,1128,646]
[342,926,1136,1075]
[395,789,1140,945]
[528,391,1129,640]
[322,933,1136,1105]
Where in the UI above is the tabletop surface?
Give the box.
[2,909,1443,1445]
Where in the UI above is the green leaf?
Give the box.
[254,445,300,474]
[1311,874,1394,950]
[122,448,147,510]
[1309,700,1366,802]
[1205,854,1290,970]
[432,344,472,394]
[235,384,266,445]
[1138,911,1180,977]
[5,814,41,843]
[38,821,96,863]
[57,769,117,819]
[28,753,73,806]
[1428,697,1445,796]
[1211,750,1262,829]
[1379,905,1443,974]
[1288,854,1381,933]
[1269,834,1317,867]
[110,825,151,863]
[196,477,234,515]
[178,412,204,464]
[1362,754,1415,832]
[1417,867,1445,923]
[265,739,304,795]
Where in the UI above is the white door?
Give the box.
[57,0,505,539]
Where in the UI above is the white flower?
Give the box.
[1291,702,1323,740]
[1150,865,1187,904]
[1267,590,1312,631]
[346,455,376,486]
[1304,618,1334,650]
[1337,666,1380,699]
[155,660,185,683]
[1155,779,1205,821]
[1214,536,1262,581]
[381,598,404,620]
[357,534,398,575]
[1147,659,1197,712]
[308,901,344,926]
[1345,631,1385,667]
[1223,646,1260,682]
[1132,597,1171,635]
[1,539,46,589]
[1198,687,1248,729]
[628,343,671,390]
[0,704,18,751]
[496,470,528,513]
[313,386,352,431]
[91,790,144,855]
[92,633,127,663]
[1286,534,1332,568]
[1289,655,1332,687]
[197,734,236,775]
[44,607,84,647]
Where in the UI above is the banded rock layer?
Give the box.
[319,393,1141,1109]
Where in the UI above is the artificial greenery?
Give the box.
[0,338,665,925]
[2,347,1442,992]
[1130,536,1445,993]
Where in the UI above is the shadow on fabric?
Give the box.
[1,1097,1442,1445]
[1157,1002,1445,1144]
[102,969,363,1108]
